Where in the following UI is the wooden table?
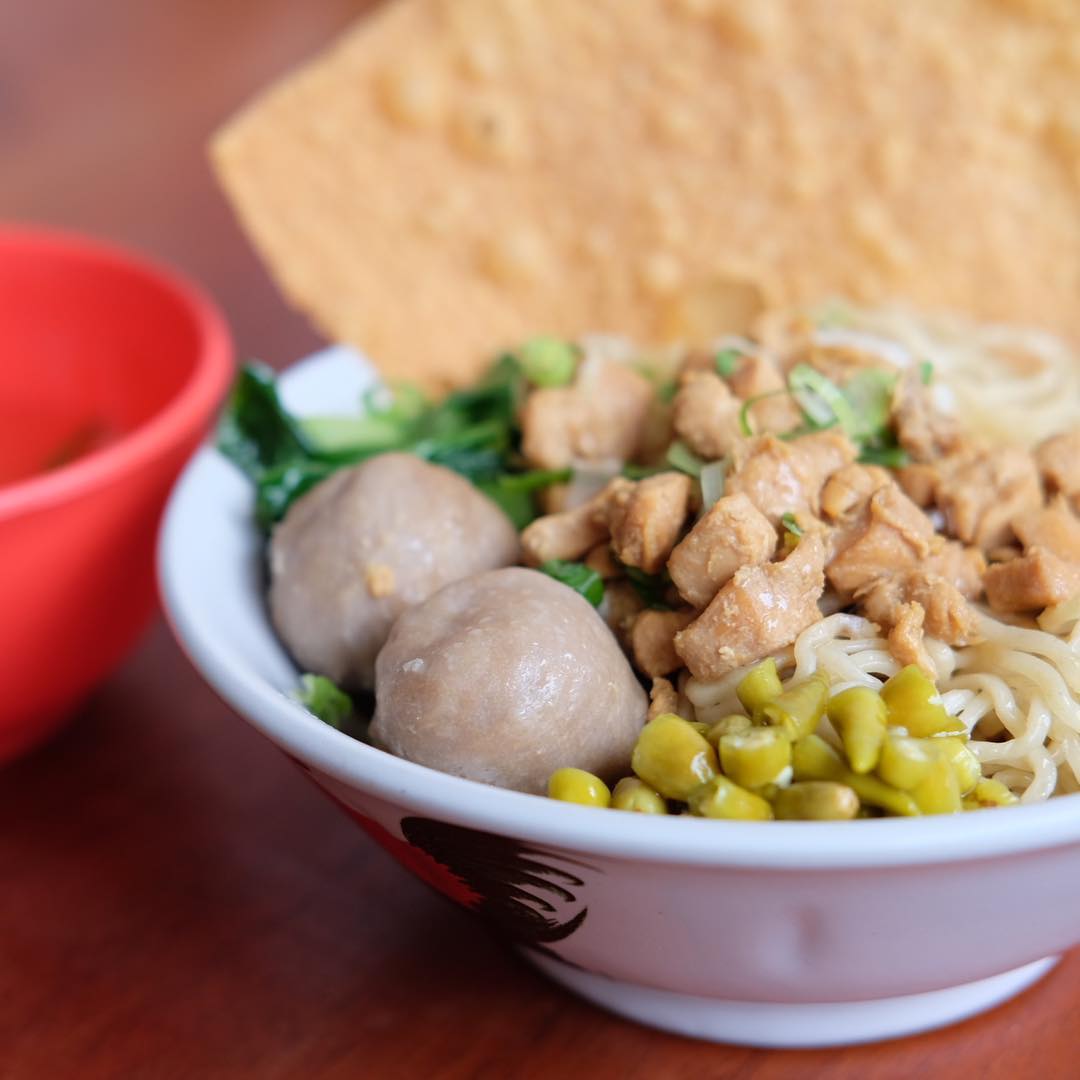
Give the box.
[2,2,1076,1076]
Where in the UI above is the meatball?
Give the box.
[269,453,520,690]
[371,567,648,794]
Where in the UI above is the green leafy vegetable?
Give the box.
[781,512,804,538]
[540,560,604,607]
[295,674,354,730]
[254,460,335,530]
[715,347,741,378]
[624,566,672,611]
[919,360,934,386]
[666,440,705,477]
[657,379,679,404]
[217,355,563,528]
[478,468,572,529]
[699,459,727,510]
[217,362,314,480]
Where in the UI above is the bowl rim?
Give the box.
[0,223,234,521]
[158,349,1080,872]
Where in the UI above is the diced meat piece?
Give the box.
[667,492,777,609]
[584,542,621,579]
[674,532,826,680]
[520,488,610,565]
[828,484,936,595]
[727,353,803,435]
[671,370,742,459]
[820,464,892,522]
[936,446,1042,551]
[791,430,859,492]
[890,371,962,463]
[915,580,981,644]
[648,676,681,721]
[636,393,676,468]
[677,348,718,375]
[571,357,655,462]
[604,473,692,574]
[520,356,654,469]
[1035,430,1080,500]
[856,571,980,645]
[896,462,940,507]
[922,536,987,600]
[630,608,696,678]
[1012,497,1080,564]
[984,547,1080,613]
[887,602,934,674]
[726,431,857,526]
[537,483,571,515]
[600,579,645,647]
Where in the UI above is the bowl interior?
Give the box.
[0,226,220,488]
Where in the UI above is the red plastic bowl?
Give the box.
[0,225,233,763]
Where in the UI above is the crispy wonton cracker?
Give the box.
[214,0,1080,388]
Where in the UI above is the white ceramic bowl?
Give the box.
[159,348,1080,1049]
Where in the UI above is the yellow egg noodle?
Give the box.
[684,610,1080,805]
[812,302,1080,451]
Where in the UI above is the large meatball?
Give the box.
[269,453,519,690]
[371,567,648,794]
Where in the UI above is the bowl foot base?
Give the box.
[525,951,1059,1048]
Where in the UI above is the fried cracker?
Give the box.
[214,0,1080,388]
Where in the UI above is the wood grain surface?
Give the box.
[1,2,1076,1076]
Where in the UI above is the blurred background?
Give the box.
[0,0,375,366]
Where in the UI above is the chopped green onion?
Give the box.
[788,364,858,435]
[488,467,571,493]
[295,674,353,730]
[519,336,578,388]
[540,560,604,607]
[362,382,429,424]
[657,379,679,404]
[738,389,792,437]
[666,440,705,477]
[715,348,741,378]
[919,360,934,386]
[299,414,411,455]
[858,444,910,468]
[781,512,804,538]
[778,419,839,441]
[622,462,668,480]
[699,459,728,511]
[842,368,898,442]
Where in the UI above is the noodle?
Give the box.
[810,301,1080,449]
[685,611,1080,804]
